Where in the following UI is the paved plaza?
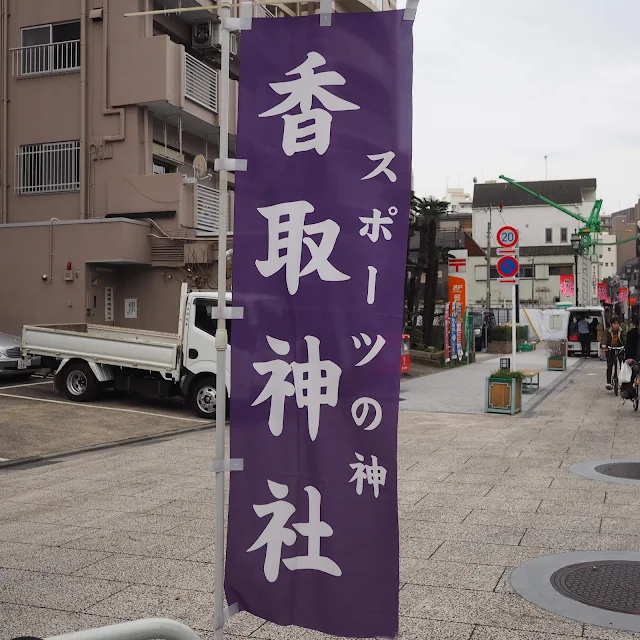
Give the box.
[1,357,640,639]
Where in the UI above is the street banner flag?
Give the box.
[560,274,575,298]
[226,11,413,638]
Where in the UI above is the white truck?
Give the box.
[20,285,230,418]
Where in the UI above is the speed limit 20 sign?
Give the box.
[495,226,520,284]
[496,226,519,248]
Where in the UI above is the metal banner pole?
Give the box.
[511,283,517,372]
[213,2,231,636]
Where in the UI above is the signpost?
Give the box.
[495,226,520,371]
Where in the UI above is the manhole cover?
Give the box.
[594,463,640,480]
[551,561,640,614]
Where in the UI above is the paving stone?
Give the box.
[538,501,640,518]
[401,557,504,591]
[399,584,582,636]
[62,529,209,560]
[86,584,263,636]
[76,555,215,592]
[400,521,524,546]
[600,517,640,536]
[0,603,120,639]
[0,541,111,575]
[583,625,640,639]
[464,510,601,533]
[0,520,98,546]
[472,626,577,639]
[432,541,569,567]
[398,504,473,523]
[0,568,127,611]
[519,529,640,552]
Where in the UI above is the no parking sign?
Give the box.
[495,226,520,284]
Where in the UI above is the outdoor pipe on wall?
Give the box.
[1,0,8,225]
[49,218,60,283]
[80,0,88,218]
[102,0,125,143]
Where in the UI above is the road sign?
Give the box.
[497,255,519,284]
[496,226,519,248]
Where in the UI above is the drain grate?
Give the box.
[594,462,640,481]
[551,561,640,615]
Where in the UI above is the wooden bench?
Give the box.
[519,369,540,394]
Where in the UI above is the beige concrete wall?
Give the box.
[0,219,151,335]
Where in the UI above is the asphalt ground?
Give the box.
[0,376,209,462]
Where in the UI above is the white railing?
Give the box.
[196,184,221,235]
[11,40,80,78]
[15,140,80,195]
[254,4,276,17]
[185,53,218,113]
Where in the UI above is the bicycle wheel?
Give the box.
[613,371,619,396]
[634,390,639,412]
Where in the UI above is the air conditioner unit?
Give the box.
[192,20,218,49]
[192,20,239,57]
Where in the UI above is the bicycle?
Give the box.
[620,358,639,411]
[603,345,625,396]
[610,346,625,396]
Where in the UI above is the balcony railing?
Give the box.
[11,40,80,78]
[196,184,221,235]
[185,53,218,113]
[254,4,277,17]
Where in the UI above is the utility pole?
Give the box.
[486,204,492,311]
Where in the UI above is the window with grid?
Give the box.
[15,141,80,194]
[17,22,81,77]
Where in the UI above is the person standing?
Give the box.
[577,317,591,358]
[625,317,640,366]
[602,317,625,390]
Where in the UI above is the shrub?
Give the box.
[489,369,524,380]
[546,340,567,357]
[492,325,529,341]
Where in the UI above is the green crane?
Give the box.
[498,175,638,249]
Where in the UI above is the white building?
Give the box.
[469,178,600,307]
[444,187,472,215]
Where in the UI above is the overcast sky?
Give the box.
[409,0,640,213]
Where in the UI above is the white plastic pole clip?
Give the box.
[320,0,332,26]
[210,305,245,320]
[214,158,247,172]
[209,458,244,473]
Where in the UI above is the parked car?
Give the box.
[0,332,42,377]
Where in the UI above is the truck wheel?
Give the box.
[60,362,100,402]
[191,377,218,419]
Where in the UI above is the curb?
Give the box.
[0,421,216,471]
[522,357,586,418]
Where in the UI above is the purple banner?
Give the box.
[226,11,413,638]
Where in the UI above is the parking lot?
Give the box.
[0,376,211,462]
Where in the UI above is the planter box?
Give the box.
[547,355,567,371]
[485,377,522,415]
[488,339,525,354]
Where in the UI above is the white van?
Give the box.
[566,306,606,357]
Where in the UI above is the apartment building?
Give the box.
[0,0,390,336]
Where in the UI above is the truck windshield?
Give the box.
[194,299,232,344]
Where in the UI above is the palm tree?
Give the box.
[410,195,449,347]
